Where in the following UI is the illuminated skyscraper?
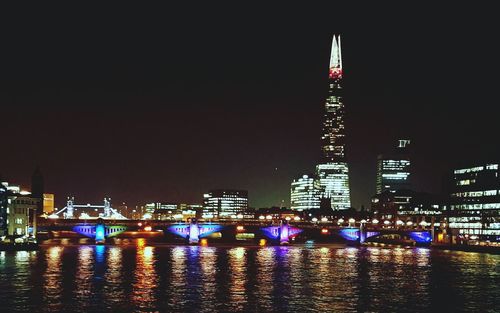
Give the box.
[316,35,351,209]
[290,175,321,211]
[376,139,411,194]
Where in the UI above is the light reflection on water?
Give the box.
[0,242,498,312]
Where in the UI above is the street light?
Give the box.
[312,217,318,222]
[259,215,265,220]
[383,220,390,225]
[372,219,379,224]
[321,217,328,222]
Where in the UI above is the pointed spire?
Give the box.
[338,35,342,69]
[329,35,340,68]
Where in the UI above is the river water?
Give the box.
[0,239,498,312]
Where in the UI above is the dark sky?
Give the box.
[1,3,499,209]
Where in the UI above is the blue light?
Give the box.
[95,224,105,242]
[409,231,432,243]
[339,228,360,241]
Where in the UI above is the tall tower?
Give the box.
[316,35,351,210]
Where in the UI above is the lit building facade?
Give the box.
[7,195,38,237]
[376,139,411,194]
[290,175,321,211]
[447,163,500,240]
[203,189,248,219]
[316,34,351,210]
[43,193,55,214]
[0,184,7,236]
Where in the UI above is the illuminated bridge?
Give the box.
[51,197,126,219]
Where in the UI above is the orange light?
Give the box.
[200,238,208,246]
[259,239,266,246]
[138,222,143,227]
[321,228,329,234]
[236,225,245,232]
[144,226,152,231]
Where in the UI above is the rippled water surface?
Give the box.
[0,240,499,312]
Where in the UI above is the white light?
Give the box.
[285,216,291,221]
[419,221,428,226]
[266,215,272,220]
[258,215,265,220]
[48,214,59,219]
[79,213,90,219]
[348,218,355,224]
[406,221,413,226]
[396,220,404,226]
[236,214,243,219]
[360,219,366,223]
[383,220,390,225]
[142,213,152,220]
[231,215,237,219]
[372,219,379,224]
[321,217,328,222]
[312,217,318,222]
[294,216,301,221]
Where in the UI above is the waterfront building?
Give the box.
[446,163,500,241]
[376,139,411,194]
[316,34,351,210]
[371,189,441,221]
[203,189,248,219]
[0,184,7,236]
[43,193,55,214]
[290,174,321,211]
[7,194,38,237]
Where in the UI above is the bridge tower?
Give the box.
[104,197,111,218]
[66,196,75,219]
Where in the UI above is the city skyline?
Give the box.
[1,4,499,209]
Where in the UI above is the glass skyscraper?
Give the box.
[376,139,411,194]
[290,175,321,211]
[316,35,351,210]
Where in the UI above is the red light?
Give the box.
[321,228,329,234]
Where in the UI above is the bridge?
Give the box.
[38,218,433,246]
[51,197,126,220]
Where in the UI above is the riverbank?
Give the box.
[432,243,500,255]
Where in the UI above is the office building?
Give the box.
[7,194,38,237]
[291,174,321,211]
[203,189,248,219]
[0,184,7,236]
[376,139,411,194]
[447,163,500,240]
[316,34,351,209]
[43,193,55,214]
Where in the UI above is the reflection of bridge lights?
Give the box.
[383,220,390,225]
[236,225,245,232]
[321,228,329,234]
[259,239,266,246]
[258,215,265,220]
[293,216,301,221]
[372,219,379,224]
[312,217,318,222]
[321,217,328,222]
[266,215,272,220]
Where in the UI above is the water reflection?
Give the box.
[0,243,498,313]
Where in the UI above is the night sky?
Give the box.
[1,4,499,209]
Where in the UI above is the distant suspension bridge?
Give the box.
[52,197,127,219]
